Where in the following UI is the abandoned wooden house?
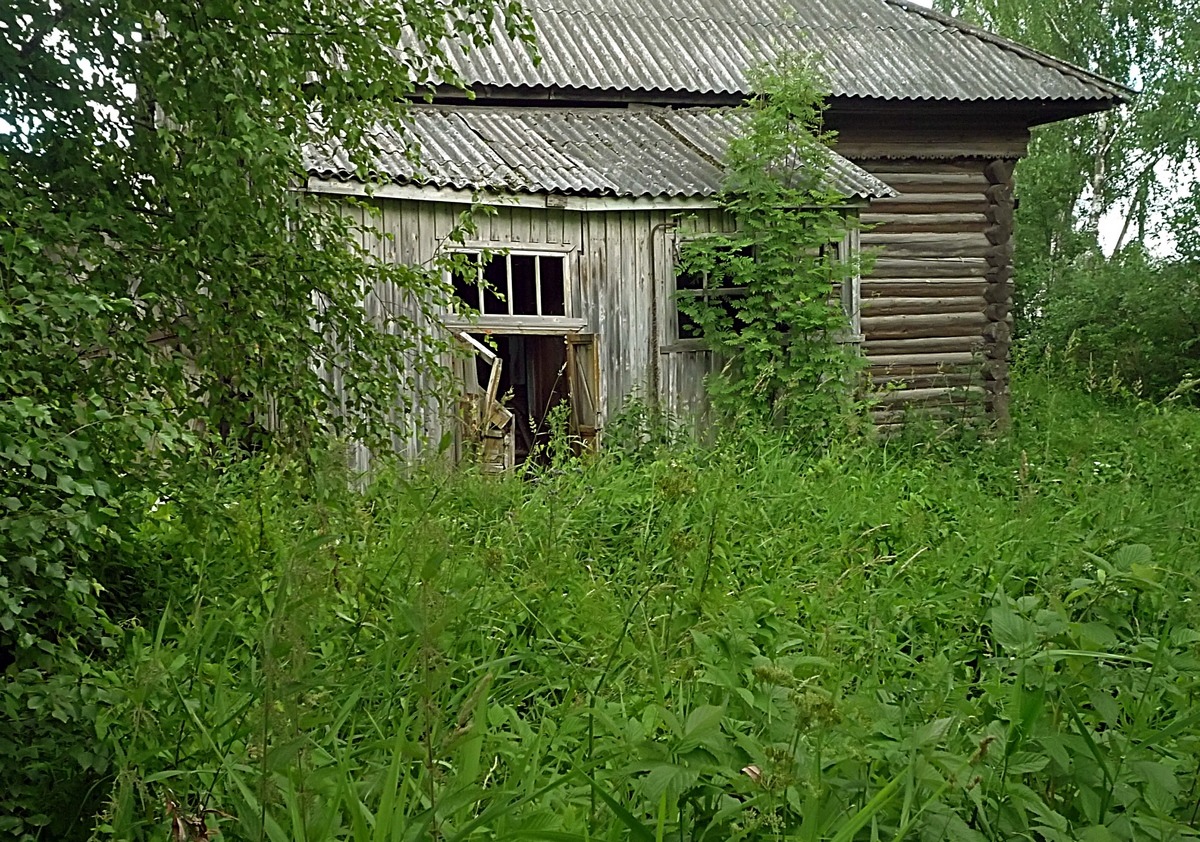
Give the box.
[306,0,1129,464]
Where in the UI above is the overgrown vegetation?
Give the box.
[8,1,1200,838]
[676,56,864,435]
[38,372,1197,841]
[1024,249,1200,400]
[2,0,529,833]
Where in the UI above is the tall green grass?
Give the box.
[88,374,1200,841]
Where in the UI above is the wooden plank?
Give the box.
[862,213,989,234]
[872,385,987,405]
[861,312,988,340]
[868,172,989,193]
[863,280,989,298]
[856,158,993,174]
[862,232,992,259]
[867,257,990,278]
[839,138,1028,160]
[868,351,979,369]
[868,193,991,214]
[871,372,983,389]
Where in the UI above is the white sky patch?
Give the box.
[1098,159,1197,259]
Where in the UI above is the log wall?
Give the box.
[855,157,1018,430]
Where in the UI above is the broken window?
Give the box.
[673,243,754,341]
[671,233,860,343]
[451,251,567,318]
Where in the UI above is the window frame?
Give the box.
[665,227,863,350]
[444,244,586,335]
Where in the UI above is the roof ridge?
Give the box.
[881,0,1133,101]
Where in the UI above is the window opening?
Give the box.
[671,235,859,342]
[673,243,754,341]
[451,251,568,318]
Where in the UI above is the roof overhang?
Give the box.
[423,0,1133,109]
[306,105,895,203]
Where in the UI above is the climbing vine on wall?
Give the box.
[677,54,867,439]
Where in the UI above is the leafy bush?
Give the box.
[676,54,865,439]
[78,375,1200,841]
[1,0,529,834]
[1024,247,1200,401]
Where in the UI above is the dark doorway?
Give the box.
[472,334,570,464]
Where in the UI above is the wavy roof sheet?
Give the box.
[307,105,895,199]
[437,0,1129,102]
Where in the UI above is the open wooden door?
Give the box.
[455,331,515,473]
[565,333,600,451]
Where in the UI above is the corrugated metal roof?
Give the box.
[306,105,895,200]
[434,0,1130,102]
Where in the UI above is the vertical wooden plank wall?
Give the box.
[655,208,735,424]
[857,158,1015,430]
[357,200,732,444]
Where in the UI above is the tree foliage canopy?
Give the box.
[940,0,1199,262]
[938,0,1200,397]
[1,1,529,836]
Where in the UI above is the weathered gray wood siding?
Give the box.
[654,209,737,423]
[345,197,732,456]
[856,158,1016,430]
[342,167,1018,455]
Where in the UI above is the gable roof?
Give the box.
[438,0,1130,103]
[307,105,895,200]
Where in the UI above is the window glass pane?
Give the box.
[676,268,705,291]
[539,256,566,316]
[481,255,507,315]
[451,254,480,313]
[511,254,538,315]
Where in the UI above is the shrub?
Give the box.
[1025,247,1200,400]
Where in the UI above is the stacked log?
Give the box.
[856,159,1007,429]
[982,159,1017,427]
